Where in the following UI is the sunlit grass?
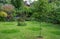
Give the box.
[0,21,60,39]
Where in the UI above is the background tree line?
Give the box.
[0,0,60,24]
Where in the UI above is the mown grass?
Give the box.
[0,21,60,39]
[0,29,20,34]
[51,31,60,35]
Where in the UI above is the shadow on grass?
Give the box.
[51,31,60,35]
[0,29,20,34]
[27,27,41,31]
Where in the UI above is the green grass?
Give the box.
[0,21,60,39]
[51,31,60,35]
[0,29,20,34]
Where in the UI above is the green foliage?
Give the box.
[0,0,60,24]
[48,1,60,24]
[32,0,49,12]
[2,4,15,12]
[31,0,60,24]
[0,11,7,17]
[11,0,23,9]
[21,6,32,13]
[0,11,7,21]
[32,0,52,21]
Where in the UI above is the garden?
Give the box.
[0,0,60,39]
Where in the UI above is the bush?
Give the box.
[0,11,8,21]
[2,4,15,12]
[0,11,7,17]
[31,0,60,24]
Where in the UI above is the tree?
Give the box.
[11,0,26,26]
[32,0,60,24]
[11,0,23,9]
[32,0,52,20]
[50,0,60,24]
[31,0,54,38]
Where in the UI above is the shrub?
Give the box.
[0,11,8,21]
[0,11,7,17]
[31,0,60,24]
[2,4,15,12]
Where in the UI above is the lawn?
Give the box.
[0,21,60,39]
